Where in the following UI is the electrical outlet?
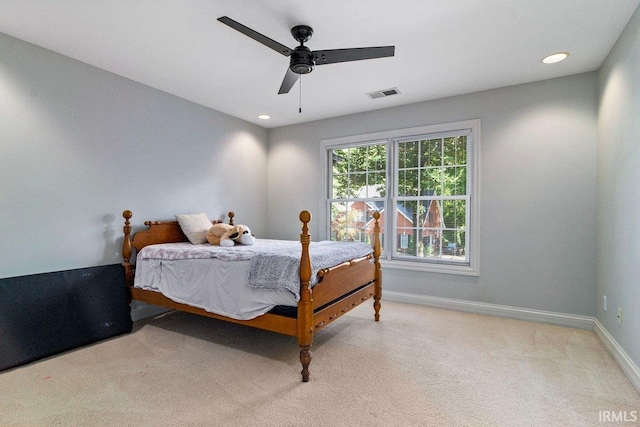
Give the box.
[603,295,607,312]
[617,308,622,325]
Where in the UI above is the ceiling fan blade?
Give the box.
[218,16,292,56]
[278,68,300,94]
[313,46,395,65]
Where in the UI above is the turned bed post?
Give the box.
[372,211,383,321]
[122,210,134,293]
[297,210,313,382]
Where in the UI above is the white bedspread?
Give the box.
[134,239,373,320]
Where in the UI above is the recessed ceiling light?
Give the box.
[257,114,271,120]
[542,52,569,64]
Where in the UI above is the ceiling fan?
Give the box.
[218,16,395,95]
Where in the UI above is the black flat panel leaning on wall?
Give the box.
[0,264,132,371]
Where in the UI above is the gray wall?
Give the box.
[0,33,269,279]
[268,73,598,317]
[597,6,640,367]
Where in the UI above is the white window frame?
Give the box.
[320,120,480,276]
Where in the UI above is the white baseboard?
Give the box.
[594,319,640,394]
[382,290,595,330]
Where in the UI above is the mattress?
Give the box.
[135,256,297,320]
[134,239,373,320]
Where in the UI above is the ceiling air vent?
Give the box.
[367,87,400,99]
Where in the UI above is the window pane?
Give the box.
[397,200,418,223]
[457,166,467,195]
[350,172,367,196]
[442,199,466,231]
[331,148,349,198]
[348,146,368,172]
[330,202,359,242]
[368,144,386,171]
[443,166,467,196]
[329,201,385,244]
[420,230,439,258]
[421,199,442,228]
[398,169,419,196]
[396,227,415,255]
[421,198,442,259]
[395,201,418,256]
[329,202,347,241]
[443,137,457,166]
[398,141,419,169]
[455,136,467,165]
[332,149,349,174]
[420,168,443,196]
[441,229,459,257]
[371,172,386,196]
[332,175,348,198]
[421,138,442,167]
[343,174,354,198]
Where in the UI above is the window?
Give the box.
[322,120,480,275]
[395,134,469,263]
[328,143,387,244]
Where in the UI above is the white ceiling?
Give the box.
[1,1,638,128]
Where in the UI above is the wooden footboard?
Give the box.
[122,210,382,382]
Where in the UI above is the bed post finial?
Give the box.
[122,210,134,291]
[372,211,382,321]
[228,211,235,225]
[298,210,313,382]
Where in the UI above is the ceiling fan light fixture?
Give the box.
[291,63,314,74]
[290,47,315,74]
[542,52,569,64]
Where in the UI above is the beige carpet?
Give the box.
[1,301,638,426]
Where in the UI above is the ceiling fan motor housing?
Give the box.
[290,46,315,74]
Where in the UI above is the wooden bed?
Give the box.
[122,210,382,382]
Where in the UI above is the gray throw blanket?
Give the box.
[248,240,373,297]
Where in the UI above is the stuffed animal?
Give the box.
[206,223,255,247]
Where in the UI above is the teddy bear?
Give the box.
[206,223,255,247]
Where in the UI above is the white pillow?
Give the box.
[175,213,212,244]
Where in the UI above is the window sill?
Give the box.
[380,259,479,276]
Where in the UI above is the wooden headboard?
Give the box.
[121,210,234,287]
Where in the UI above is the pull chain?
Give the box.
[299,75,302,114]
